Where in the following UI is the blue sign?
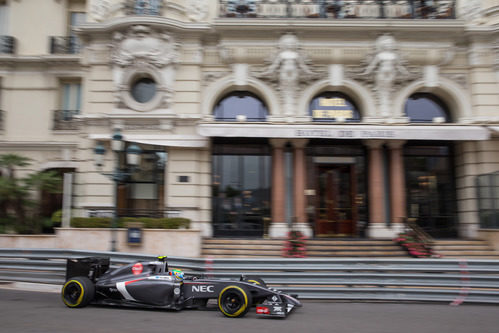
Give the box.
[127,227,142,245]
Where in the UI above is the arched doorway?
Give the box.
[211,92,271,237]
[404,93,457,238]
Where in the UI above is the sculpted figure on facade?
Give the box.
[90,0,111,22]
[110,25,179,110]
[359,34,411,118]
[460,0,484,24]
[257,34,318,117]
[186,0,209,21]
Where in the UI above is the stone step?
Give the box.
[202,244,401,251]
[202,249,283,256]
[441,256,499,259]
[433,245,491,250]
[201,237,407,258]
[203,238,396,245]
[432,239,499,259]
[436,250,499,256]
[433,239,489,245]
[201,249,408,257]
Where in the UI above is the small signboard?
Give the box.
[127,222,143,246]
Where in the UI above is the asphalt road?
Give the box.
[1,287,498,333]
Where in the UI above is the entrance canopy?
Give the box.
[198,124,490,141]
[89,134,208,148]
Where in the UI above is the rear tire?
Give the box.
[218,285,252,318]
[61,276,95,308]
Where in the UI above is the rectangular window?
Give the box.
[132,0,161,15]
[60,81,81,121]
[61,81,81,111]
[69,12,86,53]
[212,139,271,237]
[404,144,457,238]
[477,172,499,229]
[0,1,8,35]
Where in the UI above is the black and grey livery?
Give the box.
[61,256,301,318]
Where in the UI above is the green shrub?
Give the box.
[51,209,62,228]
[70,217,190,229]
[71,217,116,228]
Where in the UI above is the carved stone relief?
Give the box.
[186,0,208,22]
[110,25,179,111]
[460,0,484,24]
[90,0,111,22]
[252,34,325,117]
[354,34,417,119]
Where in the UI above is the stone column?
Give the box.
[388,140,406,234]
[291,139,312,237]
[269,139,288,237]
[365,140,389,238]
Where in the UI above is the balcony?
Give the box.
[53,110,79,131]
[124,0,162,16]
[219,0,456,20]
[49,36,81,55]
[0,36,16,54]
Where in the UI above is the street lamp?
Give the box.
[94,128,142,252]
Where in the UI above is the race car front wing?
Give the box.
[255,293,301,318]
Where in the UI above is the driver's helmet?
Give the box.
[170,269,184,280]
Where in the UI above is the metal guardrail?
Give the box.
[1,248,499,304]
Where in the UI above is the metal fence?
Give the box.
[219,0,456,20]
[1,248,499,304]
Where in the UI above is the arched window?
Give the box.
[309,92,361,122]
[214,91,268,122]
[404,93,451,123]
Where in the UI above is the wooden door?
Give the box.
[316,165,357,237]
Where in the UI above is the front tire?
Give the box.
[218,285,252,318]
[61,276,95,308]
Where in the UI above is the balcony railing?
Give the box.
[53,110,79,131]
[49,36,81,55]
[0,36,16,54]
[124,0,163,16]
[219,0,456,19]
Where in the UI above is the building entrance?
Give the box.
[316,165,357,237]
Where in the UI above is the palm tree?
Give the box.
[0,154,31,223]
[0,154,63,233]
[26,170,62,227]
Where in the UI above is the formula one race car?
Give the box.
[61,256,301,318]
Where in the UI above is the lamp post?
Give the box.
[94,128,142,252]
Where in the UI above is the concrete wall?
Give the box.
[0,228,202,257]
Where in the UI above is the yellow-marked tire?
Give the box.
[218,285,252,318]
[61,276,95,308]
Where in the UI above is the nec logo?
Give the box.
[192,285,214,293]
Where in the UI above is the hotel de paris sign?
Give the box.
[198,124,490,141]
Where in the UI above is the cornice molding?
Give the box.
[75,16,211,40]
[213,18,467,33]
[0,141,78,150]
[0,55,81,67]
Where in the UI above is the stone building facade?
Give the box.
[1,0,499,242]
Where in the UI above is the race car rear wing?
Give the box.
[66,257,110,282]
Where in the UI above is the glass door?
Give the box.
[316,165,357,237]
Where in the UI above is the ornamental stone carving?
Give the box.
[110,25,179,111]
[357,34,413,118]
[461,0,484,24]
[255,34,321,118]
[186,0,208,21]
